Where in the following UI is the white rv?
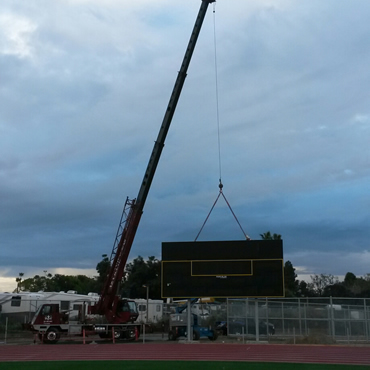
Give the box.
[134,299,163,324]
[0,291,99,322]
[1,291,167,326]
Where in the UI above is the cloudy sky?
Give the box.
[1,0,370,292]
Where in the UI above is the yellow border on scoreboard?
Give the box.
[161,259,285,298]
[162,258,284,277]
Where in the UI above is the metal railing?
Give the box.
[1,297,369,344]
[223,297,370,343]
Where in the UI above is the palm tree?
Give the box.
[260,231,281,240]
[15,272,24,293]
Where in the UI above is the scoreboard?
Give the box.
[161,240,284,298]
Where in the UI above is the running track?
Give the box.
[0,343,369,365]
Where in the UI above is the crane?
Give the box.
[25,1,215,344]
[95,0,216,324]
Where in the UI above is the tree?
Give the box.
[308,274,338,297]
[346,274,370,297]
[260,231,281,240]
[15,272,24,293]
[19,272,99,294]
[284,261,298,297]
[297,280,312,297]
[344,272,356,286]
[323,282,349,297]
[96,254,111,293]
[121,256,161,299]
[144,256,161,298]
[319,272,370,298]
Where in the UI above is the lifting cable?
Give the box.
[194,181,250,241]
[195,4,250,242]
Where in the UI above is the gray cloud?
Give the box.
[1,0,370,288]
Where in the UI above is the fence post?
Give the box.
[265,298,269,343]
[364,299,368,342]
[347,327,350,344]
[330,296,335,339]
[226,298,229,336]
[246,298,250,336]
[298,298,302,336]
[143,322,146,343]
[304,298,308,336]
[187,299,192,342]
[4,317,8,344]
[255,300,259,342]
[245,298,248,337]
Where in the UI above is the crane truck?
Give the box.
[25,0,215,344]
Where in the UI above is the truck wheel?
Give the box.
[192,330,200,340]
[44,327,60,344]
[168,330,176,341]
[122,328,137,341]
[114,330,121,340]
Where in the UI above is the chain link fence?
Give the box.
[207,297,370,344]
[1,296,369,344]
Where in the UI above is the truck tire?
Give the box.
[121,328,137,341]
[192,330,200,340]
[99,330,120,340]
[168,330,176,341]
[43,327,60,344]
[114,330,121,340]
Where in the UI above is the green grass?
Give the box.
[0,361,368,370]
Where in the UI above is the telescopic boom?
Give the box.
[96,0,215,322]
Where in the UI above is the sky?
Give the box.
[1,0,370,293]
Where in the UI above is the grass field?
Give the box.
[0,361,369,370]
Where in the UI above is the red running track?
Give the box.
[0,343,369,365]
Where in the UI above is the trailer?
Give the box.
[0,291,99,322]
[135,299,164,324]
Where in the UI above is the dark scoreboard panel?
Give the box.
[161,240,284,298]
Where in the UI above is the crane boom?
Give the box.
[96,0,215,322]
